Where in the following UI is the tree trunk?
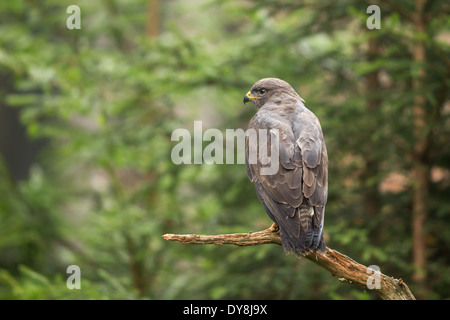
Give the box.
[411,0,428,288]
[147,0,160,38]
[362,36,382,227]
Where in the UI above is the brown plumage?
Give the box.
[244,78,328,256]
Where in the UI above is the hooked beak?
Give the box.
[243,91,261,104]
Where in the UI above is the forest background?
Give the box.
[0,0,449,300]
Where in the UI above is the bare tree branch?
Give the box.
[162,228,416,300]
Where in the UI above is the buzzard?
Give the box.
[244,78,328,256]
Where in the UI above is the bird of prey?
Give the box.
[244,78,328,256]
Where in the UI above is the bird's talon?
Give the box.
[269,223,279,232]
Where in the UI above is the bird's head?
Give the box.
[243,78,300,109]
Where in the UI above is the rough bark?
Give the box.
[162,228,416,300]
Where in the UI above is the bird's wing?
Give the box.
[293,104,328,227]
[246,101,328,238]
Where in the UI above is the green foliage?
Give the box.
[0,0,449,300]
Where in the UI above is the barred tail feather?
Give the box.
[279,205,326,256]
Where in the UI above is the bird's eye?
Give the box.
[259,89,266,95]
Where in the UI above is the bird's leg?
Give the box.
[269,223,279,232]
